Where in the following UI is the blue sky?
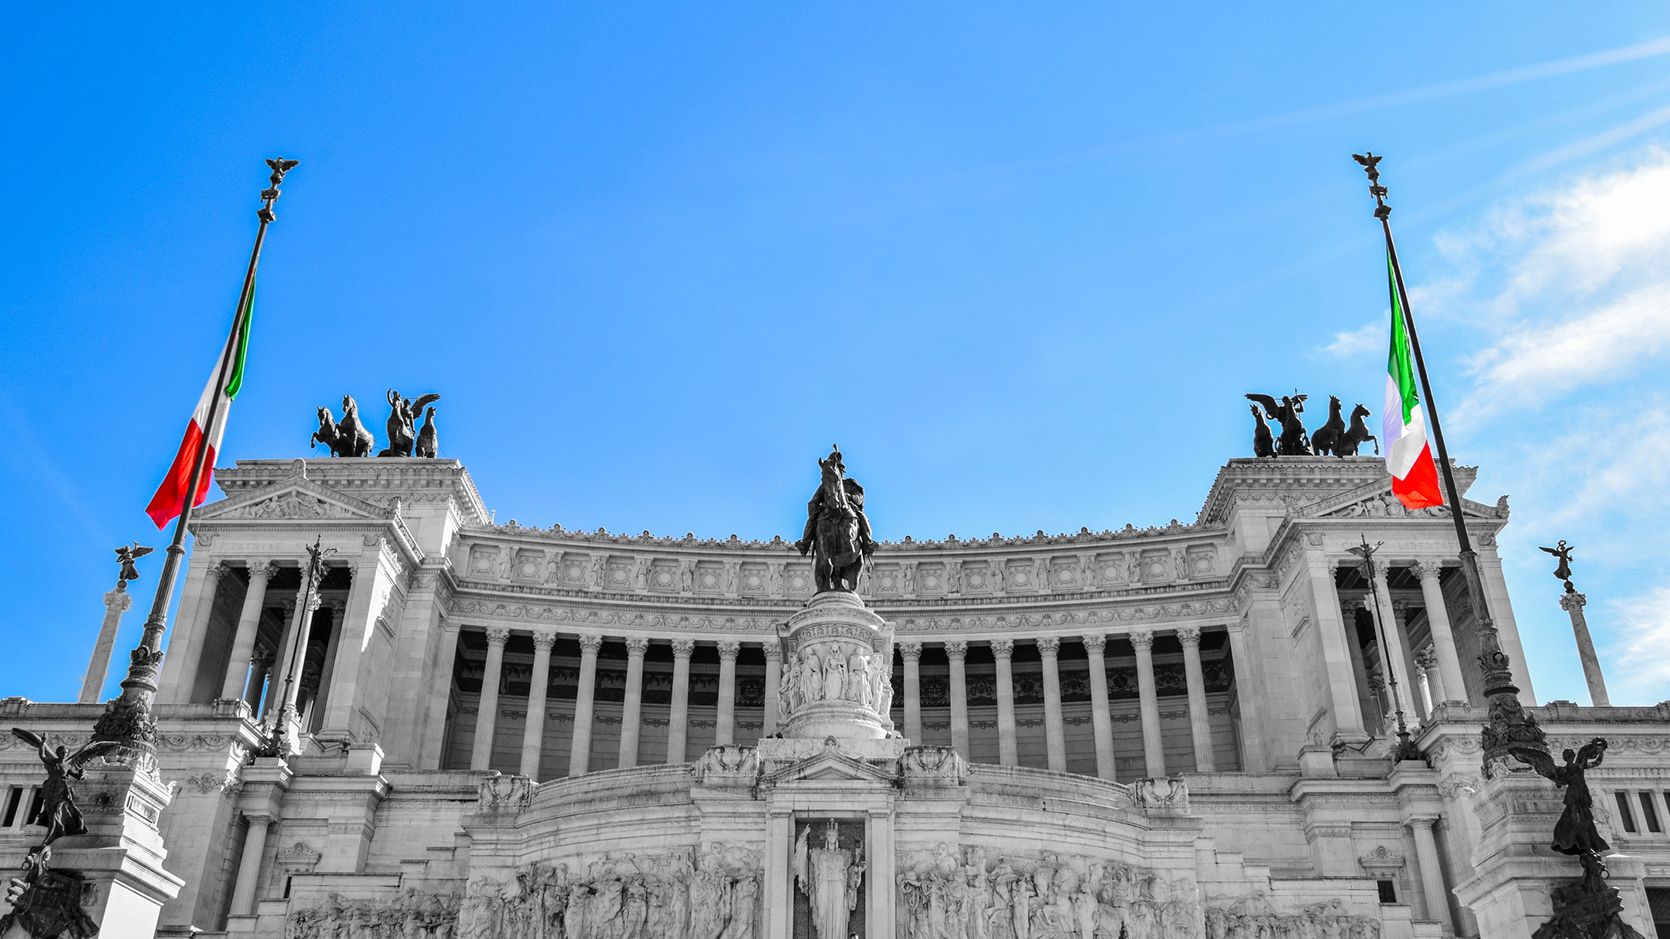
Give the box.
[2,4,1668,707]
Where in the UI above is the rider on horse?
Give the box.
[795,446,877,556]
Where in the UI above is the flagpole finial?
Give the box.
[258,157,300,223]
[1353,152,1391,220]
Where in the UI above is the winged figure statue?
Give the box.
[9,729,120,844]
[114,542,153,585]
[1539,540,1575,591]
[1513,737,1610,857]
[379,390,442,458]
[1245,393,1312,456]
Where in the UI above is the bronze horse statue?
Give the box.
[1246,393,1310,456]
[379,389,442,458]
[315,395,376,457]
[1310,396,1347,456]
[1339,403,1379,456]
[1250,404,1275,458]
[795,448,875,592]
[414,406,439,459]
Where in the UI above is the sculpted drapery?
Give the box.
[795,822,864,939]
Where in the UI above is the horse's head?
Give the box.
[424,406,436,420]
[317,406,331,424]
[1351,403,1371,420]
[342,394,356,415]
[1329,395,1342,413]
[817,457,843,485]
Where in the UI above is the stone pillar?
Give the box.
[470,628,510,772]
[1224,622,1266,772]
[866,808,896,937]
[311,596,348,731]
[419,623,462,770]
[715,640,740,746]
[1560,592,1610,706]
[762,642,782,736]
[618,637,649,767]
[158,560,227,703]
[1342,598,1379,726]
[667,639,694,763]
[764,807,793,939]
[1476,542,1537,705]
[1391,600,1423,718]
[244,646,274,713]
[900,641,924,743]
[1039,638,1067,772]
[521,633,556,779]
[1131,630,1166,777]
[992,639,1018,766]
[569,635,603,776]
[220,559,275,701]
[81,584,133,703]
[1370,564,1419,726]
[1413,559,1468,704]
[228,813,272,915]
[945,641,971,757]
[1413,647,1438,715]
[265,596,296,720]
[1309,555,1367,740]
[1408,817,1455,931]
[1083,634,1116,781]
[1178,627,1215,773]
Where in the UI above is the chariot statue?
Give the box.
[794,446,877,593]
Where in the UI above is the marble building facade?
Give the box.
[2,454,1669,938]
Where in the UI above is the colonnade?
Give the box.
[459,626,1242,782]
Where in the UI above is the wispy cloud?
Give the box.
[1609,586,1670,704]
[1324,317,1383,357]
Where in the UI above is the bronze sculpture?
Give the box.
[379,390,442,457]
[1540,540,1576,593]
[414,406,439,459]
[311,396,376,457]
[1249,405,1275,458]
[1339,403,1379,456]
[8,729,118,845]
[1245,393,1311,456]
[1310,396,1347,456]
[113,543,152,586]
[794,446,877,593]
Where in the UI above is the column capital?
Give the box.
[716,640,741,660]
[245,558,277,582]
[1176,627,1201,647]
[944,640,968,661]
[1413,646,1438,670]
[242,811,277,826]
[1391,599,1412,617]
[762,642,781,662]
[1081,634,1107,655]
[1130,630,1155,652]
[1325,557,1341,575]
[1412,558,1445,582]
[899,641,923,662]
[532,632,558,651]
[623,637,650,656]
[104,588,133,612]
[1370,559,1392,583]
[205,560,231,583]
[485,627,511,647]
[1037,637,1061,657]
[990,639,1015,659]
[1340,596,1363,615]
[578,635,604,654]
[1560,592,1587,612]
[671,639,696,657]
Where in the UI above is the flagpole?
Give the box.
[1352,153,1546,768]
[92,158,299,768]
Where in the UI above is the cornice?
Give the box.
[470,520,1222,554]
[1197,456,1479,526]
[214,458,489,525]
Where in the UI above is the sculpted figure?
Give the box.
[414,406,440,459]
[847,652,870,706]
[1310,395,1347,456]
[313,395,376,457]
[823,653,846,703]
[795,822,862,939]
[801,651,823,703]
[1245,393,1311,456]
[379,389,441,457]
[794,446,878,592]
[9,729,117,844]
[1516,737,1611,856]
[1249,403,1275,458]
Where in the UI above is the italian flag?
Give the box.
[145,282,255,528]
[1382,254,1443,509]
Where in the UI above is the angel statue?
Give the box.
[9,729,119,845]
[114,542,153,586]
[1539,540,1576,593]
[1516,737,1610,857]
[1245,393,1312,456]
[378,389,442,458]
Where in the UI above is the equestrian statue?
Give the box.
[795,446,878,593]
[1310,396,1380,457]
[310,395,376,457]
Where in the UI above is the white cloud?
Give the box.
[1324,317,1383,357]
[1608,586,1670,704]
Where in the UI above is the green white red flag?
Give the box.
[1382,254,1442,509]
[145,281,255,527]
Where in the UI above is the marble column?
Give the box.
[159,560,227,703]
[992,639,1019,767]
[1370,564,1419,725]
[1413,559,1468,705]
[1178,627,1215,773]
[1391,600,1423,718]
[220,559,276,701]
[310,597,349,732]
[228,813,273,915]
[521,633,556,779]
[666,639,694,763]
[1341,599,1379,726]
[1561,592,1610,706]
[244,647,274,713]
[715,641,740,746]
[762,643,782,736]
[1131,630,1166,777]
[80,585,133,704]
[1225,622,1266,772]
[865,807,897,934]
[1413,647,1439,715]
[1408,817,1455,931]
[1476,543,1537,705]
[470,628,510,771]
[569,635,603,776]
[265,596,296,720]
[1309,555,1367,739]
[901,642,924,743]
[945,642,970,757]
[420,623,462,770]
[1038,638,1067,772]
[618,638,649,767]
[1082,634,1116,781]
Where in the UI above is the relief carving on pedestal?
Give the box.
[1204,896,1380,939]
[286,889,460,939]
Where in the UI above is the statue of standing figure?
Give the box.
[379,389,442,457]
[794,821,863,939]
[794,446,878,592]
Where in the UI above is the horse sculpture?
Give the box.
[311,396,375,457]
[414,406,439,459]
[795,447,876,592]
[1311,396,1347,456]
[379,389,442,457]
[1249,404,1275,458]
[1245,393,1310,456]
[1339,403,1379,456]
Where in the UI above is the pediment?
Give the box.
[1303,479,1505,522]
[196,477,390,523]
[762,750,897,788]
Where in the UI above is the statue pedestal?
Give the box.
[34,764,184,939]
[779,591,895,741]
